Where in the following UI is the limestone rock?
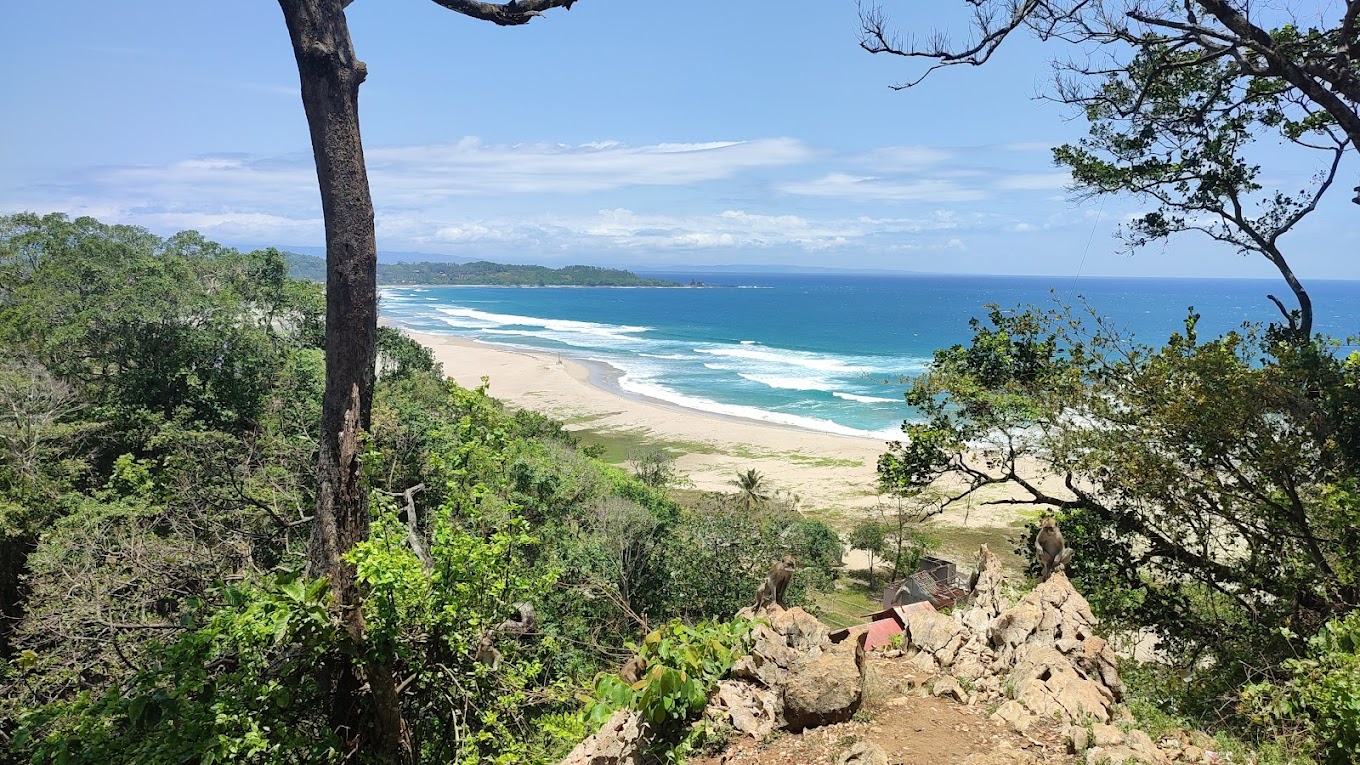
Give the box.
[1126,729,1164,762]
[781,631,867,731]
[558,709,647,765]
[930,674,967,703]
[991,699,1037,732]
[710,680,781,740]
[1086,744,1166,765]
[1010,644,1116,723]
[1092,723,1126,747]
[902,607,967,666]
[836,741,889,765]
[766,605,830,651]
[1065,724,1091,753]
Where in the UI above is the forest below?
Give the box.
[0,213,839,763]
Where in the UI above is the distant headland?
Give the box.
[284,251,678,287]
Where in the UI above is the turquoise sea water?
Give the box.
[379,273,1360,439]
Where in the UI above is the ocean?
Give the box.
[379,273,1360,439]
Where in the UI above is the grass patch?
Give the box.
[570,427,718,465]
[929,524,1026,574]
[813,583,880,630]
[805,571,881,626]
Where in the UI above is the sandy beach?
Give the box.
[404,330,1048,534]
[407,331,889,512]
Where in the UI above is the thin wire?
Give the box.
[1072,194,1107,288]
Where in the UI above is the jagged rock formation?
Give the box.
[557,708,647,765]
[726,605,867,732]
[559,546,1217,765]
[887,545,1228,764]
[556,605,867,764]
[892,545,1124,727]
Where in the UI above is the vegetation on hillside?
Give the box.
[863,2,1359,757]
[283,251,677,287]
[0,213,838,763]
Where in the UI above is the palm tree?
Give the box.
[730,468,772,511]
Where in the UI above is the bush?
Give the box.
[1243,611,1360,764]
[586,618,754,758]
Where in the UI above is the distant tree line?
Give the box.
[283,251,678,287]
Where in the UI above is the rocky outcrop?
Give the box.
[561,604,869,765]
[890,546,1125,728]
[711,681,781,739]
[720,605,867,735]
[557,709,647,765]
[836,740,889,765]
[781,628,866,731]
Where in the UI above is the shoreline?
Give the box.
[395,326,1049,532]
[400,328,892,512]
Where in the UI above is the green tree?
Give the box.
[628,446,677,488]
[879,304,1360,699]
[729,468,772,511]
[849,520,889,589]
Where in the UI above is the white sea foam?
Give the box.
[436,306,651,337]
[740,373,837,392]
[438,316,494,329]
[640,353,692,360]
[617,375,901,439]
[833,392,901,404]
[695,344,871,373]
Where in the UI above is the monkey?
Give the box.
[1035,516,1074,583]
[475,635,503,671]
[494,602,536,637]
[472,602,537,671]
[620,654,649,685]
[753,556,796,611]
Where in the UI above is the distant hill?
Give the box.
[283,251,327,282]
[283,252,679,287]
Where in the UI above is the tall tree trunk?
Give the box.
[277,2,406,760]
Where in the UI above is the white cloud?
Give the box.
[2,135,1067,260]
[994,172,1071,190]
[419,207,985,253]
[779,173,987,202]
[366,137,816,197]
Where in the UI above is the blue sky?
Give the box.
[2,0,1355,278]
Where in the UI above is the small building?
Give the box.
[828,601,937,650]
[880,556,969,610]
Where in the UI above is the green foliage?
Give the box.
[882,303,1360,693]
[1244,612,1360,764]
[849,519,888,587]
[13,574,342,764]
[376,324,441,381]
[628,446,678,488]
[587,619,754,753]
[729,468,772,511]
[0,213,320,443]
[0,216,839,764]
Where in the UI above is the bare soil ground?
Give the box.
[689,656,1077,765]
